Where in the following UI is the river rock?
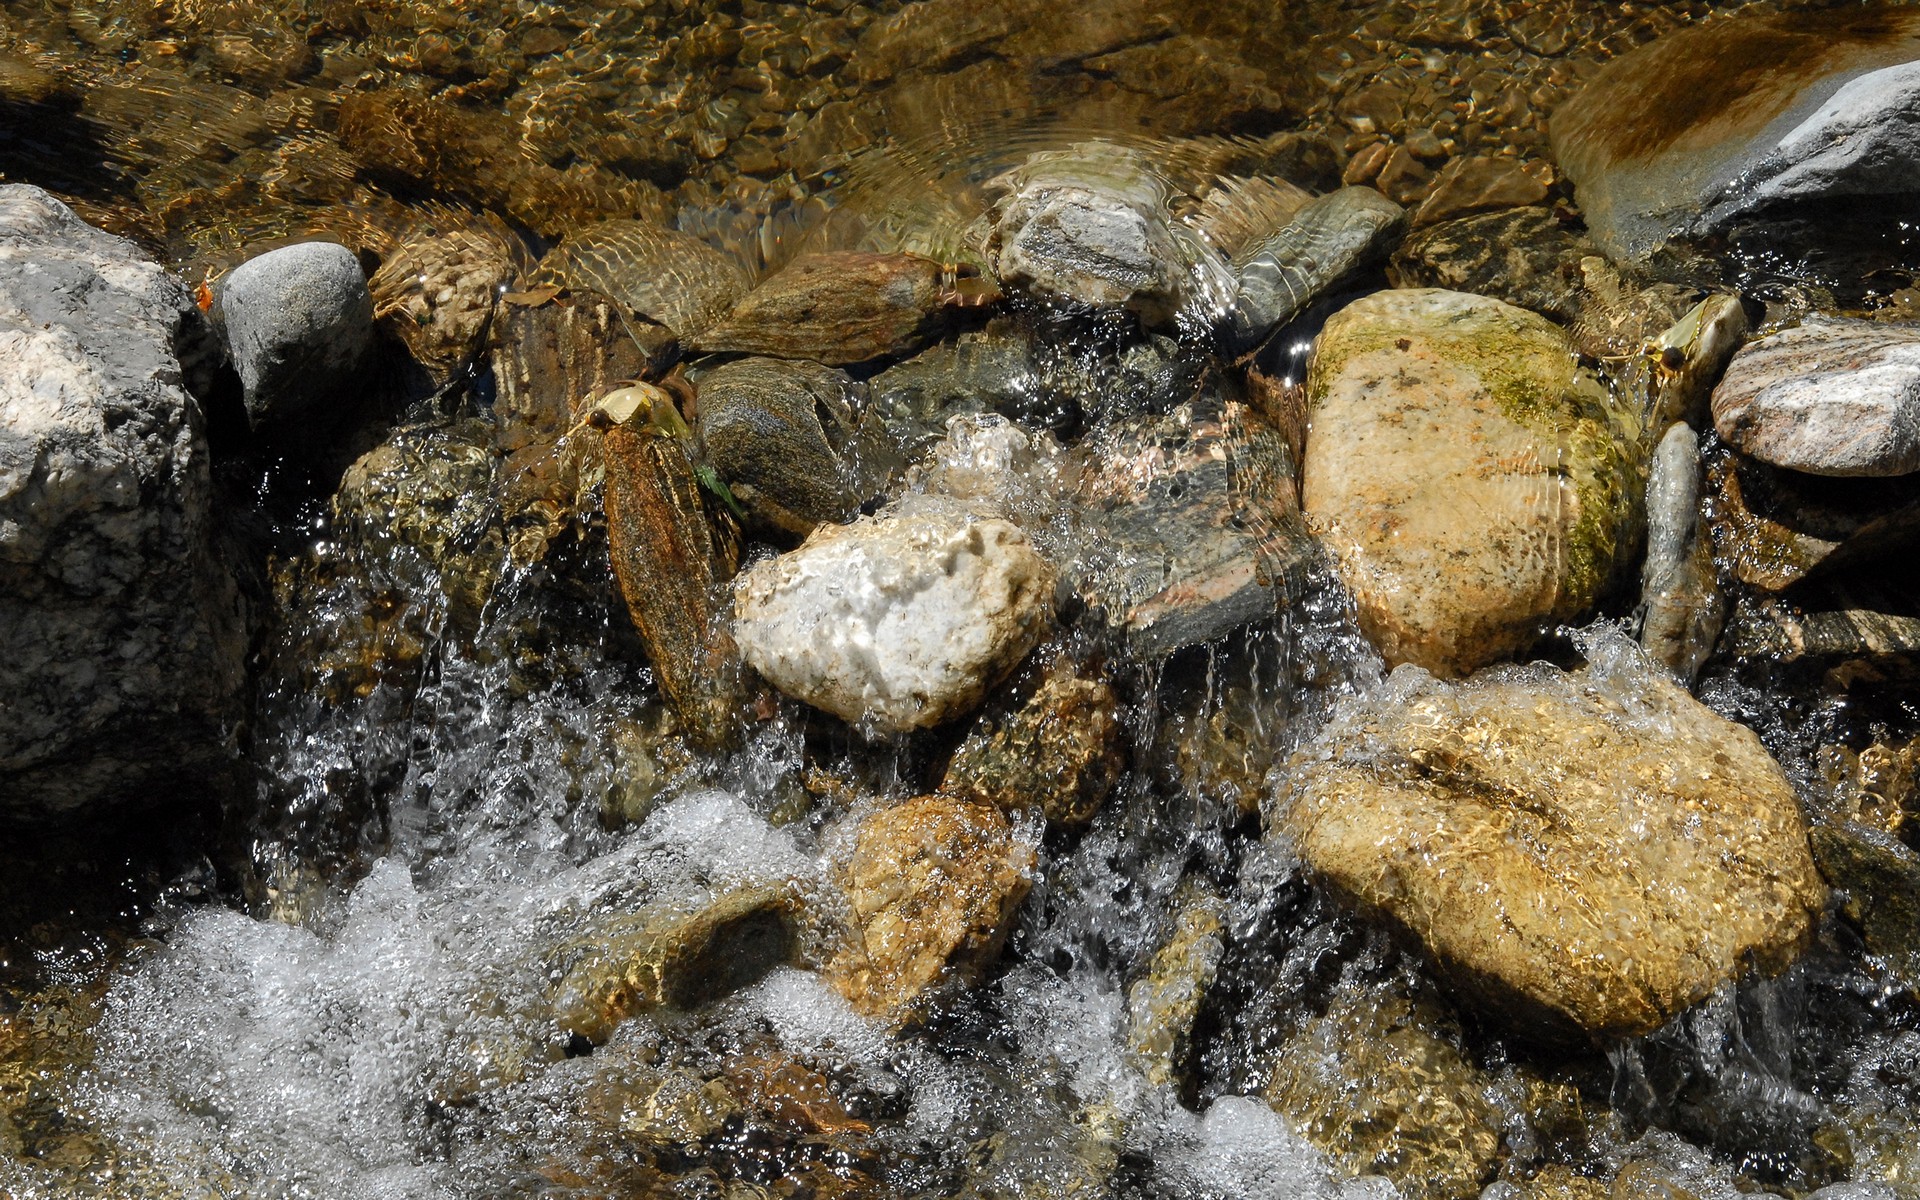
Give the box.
[1637,423,1724,683]
[1302,289,1640,677]
[1070,393,1315,658]
[827,794,1036,1019]
[549,886,796,1044]
[1125,880,1229,1092]
[940,650,1124,827]
[1706,455,1920,592]
[1810,821,1920,990]
[1387,207,1590,325]
[731,498,1054,731]
[1711,317,1920,478]
[219,240,375,427]
[1274,630,1826,1040]
[693,251,980,366]
[1264,987,1500,1200]
[1551,6,1920,262]
[694,357,897,537]
[1226,186,1405,354]
[986,143,1231,328]
[1410,156,1549,228]
[0,185,245,819]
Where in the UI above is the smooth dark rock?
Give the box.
[1552,5,1920,262]
[693,357,897,537]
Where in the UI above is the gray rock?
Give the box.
[1638,423,1724,683]
[1551,6,1920,263]
[1711,317,1920,478]
[1069,391,1313,658]
[1808,1182,1901,1200]
[0,185,245,819]
[1228,186,1405,354]
[986,142,1233,328]
[220,240,375,427]
[1709,59,1920,226]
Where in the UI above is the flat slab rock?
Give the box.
[1068,394,1312,658]
[1712,316,1920,478]
[1274,630,1825,1041]
[731,498,1054,731]
[1551,5,1920,261]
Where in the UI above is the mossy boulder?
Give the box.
[1301,288,1640,676]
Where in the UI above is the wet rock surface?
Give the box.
[1276,631,1826,1041]
[0,185,244,819]
[732,498,1054,731]
[1069,393,1313,657]
[1711,317,1920,479]
[1264,985,1501,1200]
[1302,288,1638,677]
[1552,5,1920,262]
[827,794,1035,1020]
[1227,186,1405,354]
[940,650,1124,827]
[693,356,896,537]
[1637,423,1723,682]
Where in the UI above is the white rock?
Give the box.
[732,498,1054,731]
[1711,316,1920,477]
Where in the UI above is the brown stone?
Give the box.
[694,251,985,366]
[603,413,748,750]
[1412,156,1550,227]
[1276,633,1826,1040]
[828,795,1035,1020]
[941,652,1125,828]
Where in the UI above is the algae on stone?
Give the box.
[1302,288,1642,676]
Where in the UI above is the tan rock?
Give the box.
[940,652,1124,827]
[1302,289,1640,676]
[828,795,1036,1019]
[1412,156,1550,227]
[1264,987,1501,1200]
[548,886,796,1045]
[1274,631,1825,1040]
[1124,881,1229,1091]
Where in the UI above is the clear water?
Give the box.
[2,1,1918,1198]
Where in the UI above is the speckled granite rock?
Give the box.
[0,185,245,819]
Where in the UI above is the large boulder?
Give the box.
[1551,6,1920,263]
[1301,288,1639,677]
[0,186,245,819]
[731,497,1054,731]
[1272,630,1826,1041]
[1710,317,1920,478]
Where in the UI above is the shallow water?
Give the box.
[3,1,1920,1198]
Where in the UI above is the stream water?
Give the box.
[3,1,1920,1198]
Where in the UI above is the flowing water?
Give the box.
[3,1,1920,1198]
